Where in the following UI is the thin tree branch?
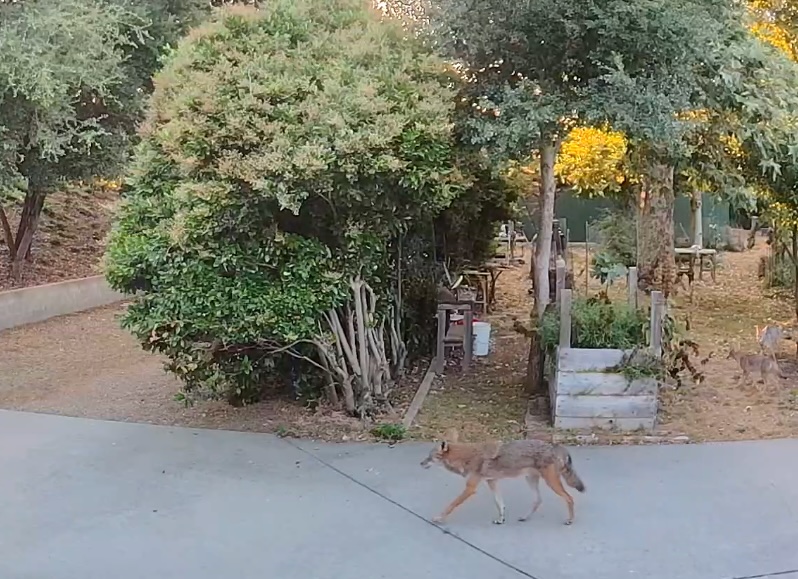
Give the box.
[0,206,15,253]
[202,337,329,372]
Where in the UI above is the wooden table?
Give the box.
[483,262,508,311]
[436,302,473,373]
[459,269,490,314]
[674,247,717,283]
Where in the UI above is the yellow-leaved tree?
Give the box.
[555,126,633,196]
[747,0,798,230]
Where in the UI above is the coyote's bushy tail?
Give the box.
[556,447,586,493]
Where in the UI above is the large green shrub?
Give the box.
[105,2,468,411]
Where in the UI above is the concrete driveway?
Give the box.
[1,410,796,579]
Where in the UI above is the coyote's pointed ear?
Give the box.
[444,428,459,443]
[440,441,449,453]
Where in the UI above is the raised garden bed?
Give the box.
[543,284,665,433]
[549,347,658,431]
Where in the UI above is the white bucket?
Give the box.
[472,321,491,356]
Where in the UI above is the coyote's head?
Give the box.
[420,429,459,469]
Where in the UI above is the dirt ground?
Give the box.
[567,238,798,441]
[1,232,797,443]
[663,241,798,441]
[0,258,532,444]
[0,184,118,290]
[406,249,532,442]
[0,303,398,440]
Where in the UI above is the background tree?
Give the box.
[0,0,144,279]
[0,0,216,282]
[105,2,481,413]
[555,126,633,198]
[427,0,755,309]
[739,1,798,318]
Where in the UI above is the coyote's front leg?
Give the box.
[432,475,481,524]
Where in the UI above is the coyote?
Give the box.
[756,324,794,358]
[727,346,784,386]
[420,430,585,526]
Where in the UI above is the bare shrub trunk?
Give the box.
[638,162,675,298]
[314,278,405,417]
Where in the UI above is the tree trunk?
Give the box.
[690,191,703,248]
[0,206,14,255]
[638,162,676,298]
[7,151,49,281]
[525,326,545,396]
[793,225,798,325]
[534,141,559,318]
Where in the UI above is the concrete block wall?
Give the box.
[0,276,127,331]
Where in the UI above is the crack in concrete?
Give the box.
[287,439,540,579]
[284,439,798,579]
[728,570,798,579]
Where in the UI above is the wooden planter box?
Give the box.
[548,283,664,433]
[549,347,659,432]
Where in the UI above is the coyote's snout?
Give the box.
[420,430,585,526]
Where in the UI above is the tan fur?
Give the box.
[756,323,795,358]
[420,431,585,526]
[728,345,784,388]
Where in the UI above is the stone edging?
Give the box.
[550,433,691,446]
[401,361,438,429]
[0,276,126,331]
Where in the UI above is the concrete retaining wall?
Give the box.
[0,276,127,331]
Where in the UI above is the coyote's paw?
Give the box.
[432,515,446,524]
[492,516,506,525]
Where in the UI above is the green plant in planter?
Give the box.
[590,251,628,286]
[614,348,665,382]
[539,295,648,351]
[538,293,704,388]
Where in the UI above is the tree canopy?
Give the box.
[0,0,219,280]
[427,0,762,302]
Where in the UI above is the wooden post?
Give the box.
[559,288,572,349]
[508,221,516,261]
[627,266,638,309]
[525,329,543,395]
[793,226,798,329]
[555,257,566,304]
[505,221,513,264]
[435,306,446,373]
[462,306,474,372]
[691,191,703,249]
[650,290,664,357]
[584,222,590,295]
